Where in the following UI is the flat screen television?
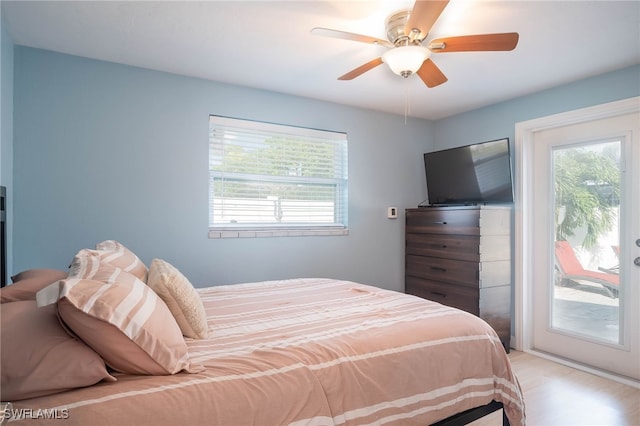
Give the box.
[423,138,513,206]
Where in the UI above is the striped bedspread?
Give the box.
[8,278,525,425]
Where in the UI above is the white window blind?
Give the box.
[208,116,348,238]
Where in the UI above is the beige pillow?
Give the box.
[0,300,115,400]
[1,269,68,303]
[41,278,200,375]
[147,259,209,339]
[82,240,148,281]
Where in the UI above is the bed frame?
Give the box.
[433,400,508,425]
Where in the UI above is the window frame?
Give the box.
[208,115,348,239]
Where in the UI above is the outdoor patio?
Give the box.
[553,279,620,344]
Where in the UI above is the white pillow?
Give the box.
[147,259,209,339]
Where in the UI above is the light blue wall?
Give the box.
[12,46,639,291]
[13,47,433,290]
[1,15,14,280]
[432,65,640,150]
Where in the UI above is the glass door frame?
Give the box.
[514,96,639,386]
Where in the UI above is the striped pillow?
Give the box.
[41,278,200,375]
[69,251,139,285]
[82,240,148,281]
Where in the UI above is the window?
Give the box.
[208,116,348,238]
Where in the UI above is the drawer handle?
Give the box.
[430,244,448,249]
[430,291,447,298]
[433,221,448,225]
[430,266,447,273]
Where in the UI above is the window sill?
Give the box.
[208,228,349,239]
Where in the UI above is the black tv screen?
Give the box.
[423,138,513,206]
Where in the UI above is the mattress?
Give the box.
[5,278,525,425]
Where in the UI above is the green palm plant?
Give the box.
[554,145,620,249]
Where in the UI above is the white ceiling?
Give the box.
[3,0,639,120]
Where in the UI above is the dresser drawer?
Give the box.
[406,208,480,235]
[406,277,479,315]
[406,233,480,262]
[405,255,478,287]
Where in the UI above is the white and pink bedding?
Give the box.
[4,277,525,425]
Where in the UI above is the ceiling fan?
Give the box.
[311,0,519,88]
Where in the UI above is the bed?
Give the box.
[1,242,525,426]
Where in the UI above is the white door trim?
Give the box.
[513,96,640,384]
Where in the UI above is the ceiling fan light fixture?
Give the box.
[382,45,429,78]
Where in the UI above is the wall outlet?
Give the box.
[387,207,398,219]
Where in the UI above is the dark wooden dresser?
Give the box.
[405,205,512,351]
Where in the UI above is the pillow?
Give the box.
[69,251,139,285]
[147,259,209,339]
[40,278,200,375]
[81,240,148,282]
[11,268,67,283]
[0,269,68,303]
[0,300,115,401]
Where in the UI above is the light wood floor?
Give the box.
[470,351,640,426]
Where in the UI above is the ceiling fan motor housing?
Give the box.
[386,10,423,46]
[382,9,430,78]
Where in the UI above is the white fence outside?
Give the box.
[211,197,336,225]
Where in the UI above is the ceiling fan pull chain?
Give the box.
[404,78,411,124]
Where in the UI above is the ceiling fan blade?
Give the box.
[338,57,384,80]
[405,0,449,40]
[311,27,392,47]
[416,58,448,88]
[429,33,519,52]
